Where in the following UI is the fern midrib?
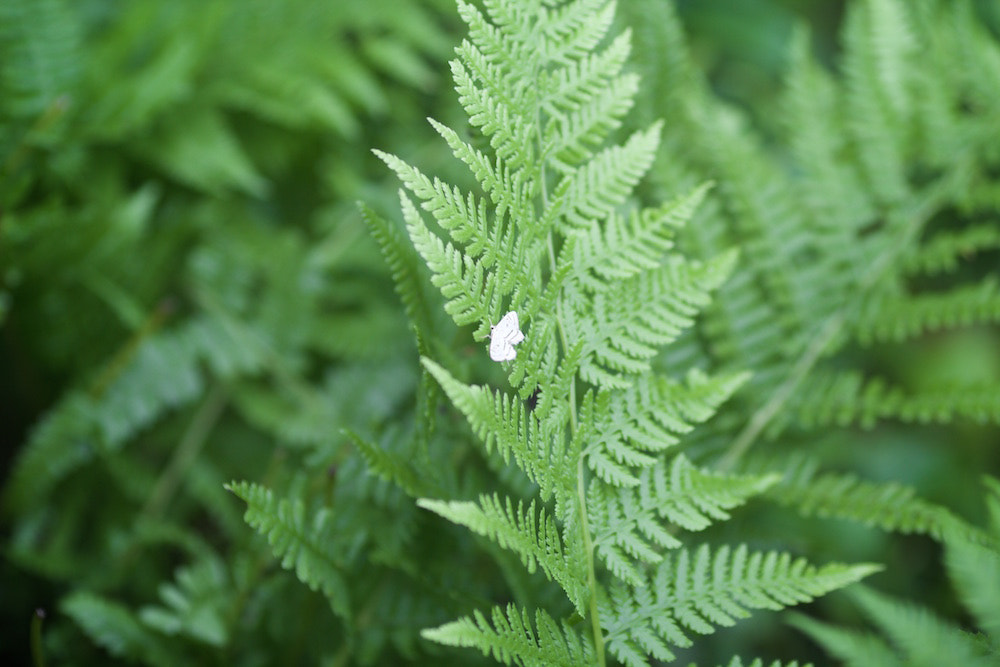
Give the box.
[533,58,605,664]
[717,172,958,471]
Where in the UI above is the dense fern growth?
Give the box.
[1,0,462,664]
[5,0,999,665]
[619,0,1000,538]
[369,1,876,664]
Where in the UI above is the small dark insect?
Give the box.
[525,386,541,412]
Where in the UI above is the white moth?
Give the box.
[488,310,525,362]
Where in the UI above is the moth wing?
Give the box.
[493,311,517,336]
[489,335,512,361]
[488,311,521,361]
[501,311,524,344]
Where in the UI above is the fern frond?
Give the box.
[572,250,738,388]
[427,116,535,233]
[842,0,917,206]
[548,122,662,233]
[345,428,430,499]
[854,279,1000,344]
[396,191,497,328]
[421,358,574,505]
[5,315,265,510]
[544,71,639,173]
[794,372,1000,428]
[764,470,970,541]
[582,368,749,487]
[602,544,880,666]
[589,456,779,586]
[0,0,81,119]
[359,202,437,348]
[795,585,997,667]
[788,613,905,667]
[225,481,351,620]
[566,182,710,294]
[943,525,1000,639]
[138,555,231,647]
[782,26,873,233]
[61,591,176,666]
[375,151,501,263]
[901,223,1000,276]
[419,494,588,614]
[422,603,593,667]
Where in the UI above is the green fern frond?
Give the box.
[582,368,749,487]
[781,26,873,233]
[794,585,997,667]
[788,613,905,667]
[854,279,1000,344]
[764,469,970,541]
[5,315,266,510]
[61,591,177,666]
[427,116,535,234]
[572,250,738,388]
[0,0,81,119]
[603,545,879,667]
[421,358,574,505]
[419,494,588,614]
[794,372,1000,428]
[359,203,437,350]
[345,428,430,499]
[943,524,1000,639]
[842,0,916,206]
[138,555,231,647]
[901,223,1000,276]
[225,481,351,620]
[565,182,710,294]
[792,477,1000,665]
[422,603,593,667]
[588,456,779,586]
[549,123,662,233]
[396,190,535,333]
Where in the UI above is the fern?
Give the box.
[602,545,879,666]
[61,591,178,666]
[226,481,351,620]
[372,1,878,664]
[789,476,1000,666]
[617,0,1000,592]
[0,0,80,120]
[6,0,998,665]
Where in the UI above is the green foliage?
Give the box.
[226,481,351,620]
[602,545,878,665]
[3,0,999,665]
[791,477,1000,666]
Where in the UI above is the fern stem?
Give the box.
[718,312,844,471]
[578,455,606,665]
[142,382,228,519]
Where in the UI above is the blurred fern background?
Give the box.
[2,0,999,665]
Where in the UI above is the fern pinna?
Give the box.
[372,1,876,664]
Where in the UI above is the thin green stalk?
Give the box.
[536,93,601,663]
[30,608,46,667]
[142,382,228,519]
